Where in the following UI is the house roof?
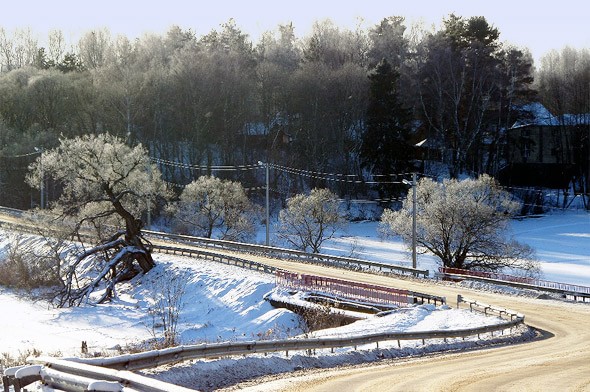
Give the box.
[511,102,590,128]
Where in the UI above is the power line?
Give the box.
[0,150,42,159]
[151,158,415,185]
[270,163,414,180]
[150,157,261,171]
[151,158,588,207]
[270,163,409,185]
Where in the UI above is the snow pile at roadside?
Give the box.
[142,255,302,344]
[309,304,501,338]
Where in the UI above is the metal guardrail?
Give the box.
[0,208,429,278]
[153,244,277,274]
[144,230,430,278]
[457,295,525,321]
[2,295,525,391]
[2,358,194,392]
[0,206,23,218]
[3,316,524,391]
[32,306,522,372]
[441,267,590,301]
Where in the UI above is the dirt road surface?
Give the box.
[220,252,590,392]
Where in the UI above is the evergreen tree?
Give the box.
[360,58,413,199]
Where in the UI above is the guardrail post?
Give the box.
[457,294,462,309]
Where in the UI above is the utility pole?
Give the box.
[35,147,44,209]
[265,162,270,246]
[402,173,418,270]
[411,172,417,270]
[258,161,270,246]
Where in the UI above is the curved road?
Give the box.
[222,253,590,391]
[1,212,589,390]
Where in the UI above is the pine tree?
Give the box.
[360,58,413,199]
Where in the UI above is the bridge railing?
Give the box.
[276,269,445,306]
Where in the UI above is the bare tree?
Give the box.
[538,47,590,116]
[0,28,14,71]
[147,270,190,347]
[47,29,66,65]
[27,133,169,306]
[78,29,111,69]
[277,188,345,253]
[380,175,538,274]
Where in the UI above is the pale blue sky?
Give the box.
[2,0,588,65]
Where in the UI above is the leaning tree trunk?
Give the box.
[108,189,155,272]
[121,210,155,273]
[55,194,156,307]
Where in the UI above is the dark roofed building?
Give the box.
[500,103,589,191]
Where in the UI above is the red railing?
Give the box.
[440,267,590,295]
[275,270,411,306]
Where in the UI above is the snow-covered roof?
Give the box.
[511,102,590,128]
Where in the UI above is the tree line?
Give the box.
[0,16,588,208]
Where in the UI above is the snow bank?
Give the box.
[0,237,302,358]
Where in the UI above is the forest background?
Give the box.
[0,15,588,211]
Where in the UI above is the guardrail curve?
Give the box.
[3,296,526,392]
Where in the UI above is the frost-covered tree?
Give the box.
[169,175,257,242]
[380,175,538,274]
[27,133,169,306]
[277,188,345,253]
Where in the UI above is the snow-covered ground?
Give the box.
[0,255,301,359]
[318,211,590,286]
[0,210,587,389]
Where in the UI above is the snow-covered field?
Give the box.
[320,211,590,286]
[0,210,587,389]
